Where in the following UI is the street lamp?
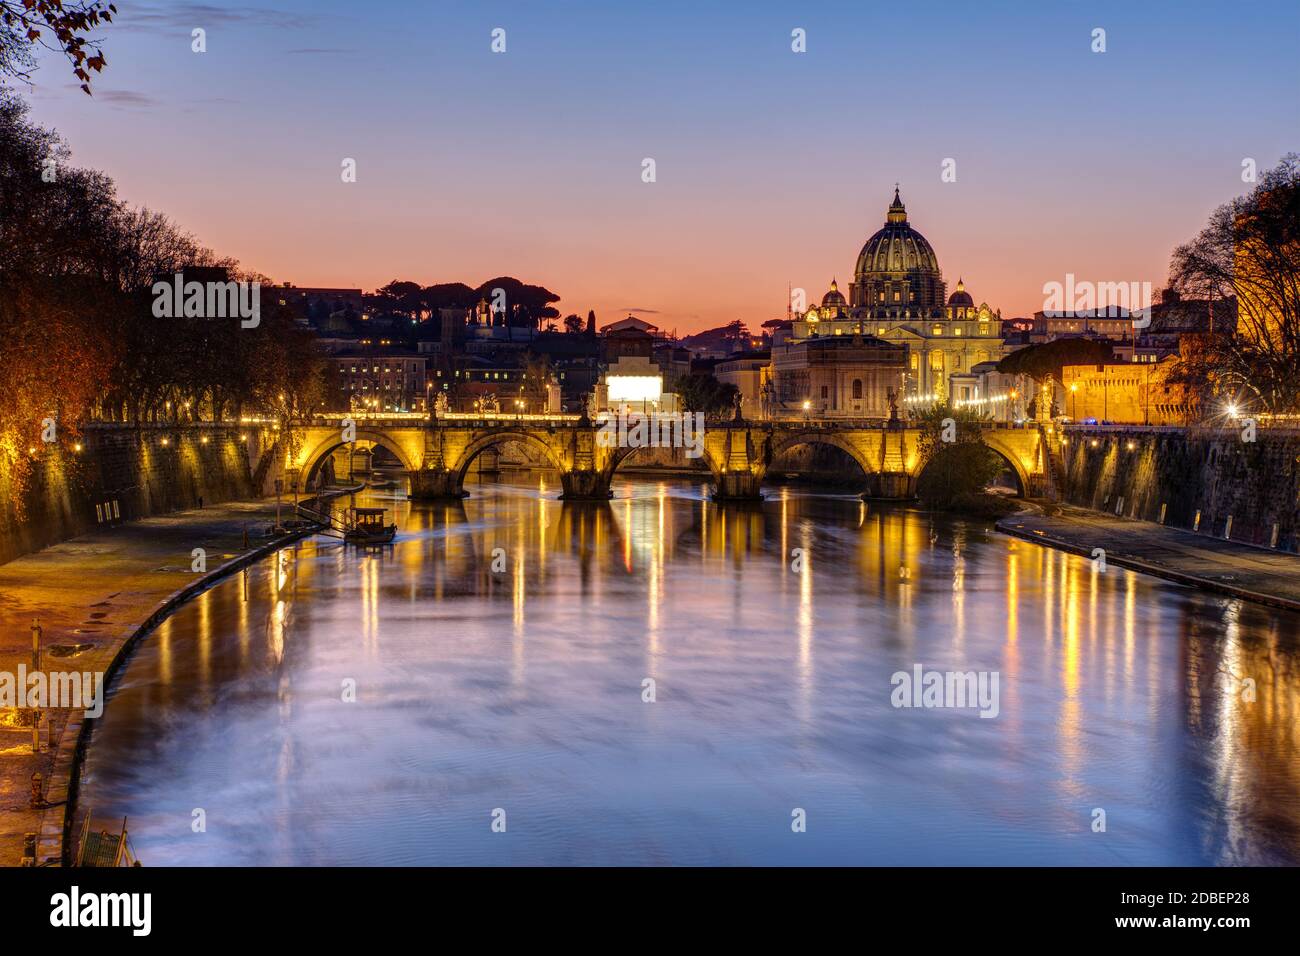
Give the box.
[802,399,812,422]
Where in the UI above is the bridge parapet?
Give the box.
[281,418,1046,502]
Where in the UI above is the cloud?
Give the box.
[121,3,322,33]
[95,89,157,108]
[618,308,661,315]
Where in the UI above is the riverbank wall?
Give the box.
[0,423,270,565]
[1058,425,1300,552]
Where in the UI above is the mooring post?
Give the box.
[30,619,42,754]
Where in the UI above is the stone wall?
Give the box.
[1059,425,1300,551]
[0,424,256,565]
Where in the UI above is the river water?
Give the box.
[76,475,1300,865]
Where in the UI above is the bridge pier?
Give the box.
[864,472,915,500]
[407,468,467,499]
[559,469,613,500]
[711,471,765,501]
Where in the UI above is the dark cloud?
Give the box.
[618,308,661,315]
[94,89,158,108]
[122,3,322,33]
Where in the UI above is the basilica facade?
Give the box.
[786,189,1005,404]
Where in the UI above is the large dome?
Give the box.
[849,188,947,316]
[854,188,940,278]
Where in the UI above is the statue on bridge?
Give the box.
[886,387,902,429]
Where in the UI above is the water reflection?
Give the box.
[76,474,1300,865]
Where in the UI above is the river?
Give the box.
[75,474,1300,865]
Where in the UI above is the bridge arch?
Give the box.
[979,431,1037,496]
[602,442,711,485]
[299,429,420,489]
[452,430,568,483]
[915,441,1028,497]
[765,431,878,481]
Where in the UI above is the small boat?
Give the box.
[75,813,141,867]
[343,506,397,545]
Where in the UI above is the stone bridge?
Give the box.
[279,414,1049,501]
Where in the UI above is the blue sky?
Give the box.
[21,0,1300,331]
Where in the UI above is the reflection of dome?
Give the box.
[854,188,941,279]
[821,279,846,310]
[948,278,974,307]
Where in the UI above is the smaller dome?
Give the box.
[948,278,974,307]
[821,279,846,309]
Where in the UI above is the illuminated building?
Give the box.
[1060,353,1200,425]
[790,189,1004,402]
[769,334,907,419]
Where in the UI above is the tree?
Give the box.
[912,400,988,466]
[916,443,1006,510]
[1167,154,1300,415]
[997,337,1114,417]
[996,337,1114,384]
[673,373,738,417]
[908,401,1006,508]
[0,90,326,500]
[1,1,115,94]
[562,313,583,335]
[473,276,560,329]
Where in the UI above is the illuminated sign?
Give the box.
[607,375,662,403]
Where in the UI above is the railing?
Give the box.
[287,414,1045,431]
[1062,422,1300,436]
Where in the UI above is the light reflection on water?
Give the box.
[76,475,1300,865]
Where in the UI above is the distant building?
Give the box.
[789,190,1004,402]
[715,350,771,418]
[330,344,427,412]
[601,317,657,363]
[273,285,365,316]
[598,354,676,414]
[1061,351,1200,425]
[769,335,906,419]
[952,361,1027,422]
[1029,308,1134,343]
[653,344,692,386]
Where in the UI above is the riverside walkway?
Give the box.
[0,499,313,866]
[998,505,1300,612]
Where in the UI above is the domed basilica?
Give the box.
[790,188,1004,402]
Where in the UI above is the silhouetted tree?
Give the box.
[1,1,114,93]
[1167,154,1300,414]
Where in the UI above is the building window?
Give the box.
[820,386,829,399]
[852,379,863,400]
[932,326,943,335]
